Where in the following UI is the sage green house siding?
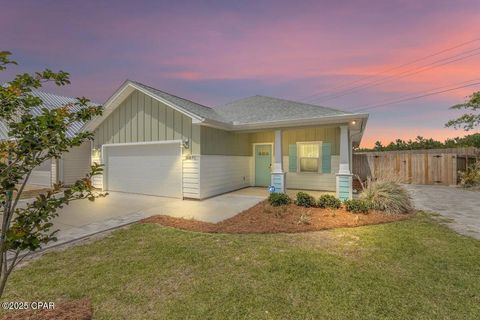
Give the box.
[200,126,250,156]
[94,90,339,159]
[199,126,340,156]
[93,91,200,154]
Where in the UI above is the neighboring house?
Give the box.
[83,80,368,200]
[0,90,94,187]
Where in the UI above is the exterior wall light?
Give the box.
[92,147,101,158]
[183,138,190,149]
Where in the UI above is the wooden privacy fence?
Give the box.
[353,147,480,185]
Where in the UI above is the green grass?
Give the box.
[2,212,480,319]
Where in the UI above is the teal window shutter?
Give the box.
[288,144,297,172]
[322,143,331,173]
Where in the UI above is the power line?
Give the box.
[308,47,480,103]
[350,81,480,112]
[351,77,480,110]
[300,38,480,102]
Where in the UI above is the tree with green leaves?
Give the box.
[446,91,480,130]
[358,133,480,152]
[0,51,105,297]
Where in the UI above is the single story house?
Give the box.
[83,80,369,200]
[0,90,93,187]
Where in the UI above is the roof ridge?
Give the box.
[252,95,351,114]
[129,80,213,110]
[31,89,77,101]
[214,95,260,108]
[217,94,350,114]
[31,89,100,106]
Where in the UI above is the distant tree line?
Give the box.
[357,133,480,152]
[358,90,480,152]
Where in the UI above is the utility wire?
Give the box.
[350,81,480,112]
[301,38,480,102]
[351,77,480,110]
[307,47,480,103]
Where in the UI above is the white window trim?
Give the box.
[296,141,323,174]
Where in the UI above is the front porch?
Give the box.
[247,124,355,200]
[229,187,335,198]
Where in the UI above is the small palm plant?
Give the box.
[360,180,413,214]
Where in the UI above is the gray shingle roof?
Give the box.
[130,81,355,126]
[214,95,352,125]
[130,81,229,123]
[0,90,98,139]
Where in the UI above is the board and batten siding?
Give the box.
[93,90,200,155]
[200,126,340,156]
[249,126,341,156]
[200,126,250,156]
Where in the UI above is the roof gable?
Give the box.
[84,80,368,133]
[83,80,228,132]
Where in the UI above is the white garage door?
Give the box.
[104,142,182,198]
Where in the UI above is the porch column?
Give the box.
[336,125,353,200]
[271,129,287,193]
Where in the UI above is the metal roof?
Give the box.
[0,121,8,140]
[0,90,98,140]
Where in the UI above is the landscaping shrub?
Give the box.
[360,180,413,214]
[317,194,342,209]
[268,192,292,207]
[344,199,370,214]
[294,192,316,207]
[459,162,480,188]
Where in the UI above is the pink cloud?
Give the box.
[1,0,480,146]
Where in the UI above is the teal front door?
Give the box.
[255,144,272,186]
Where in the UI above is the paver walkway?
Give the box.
[405,184,480,240]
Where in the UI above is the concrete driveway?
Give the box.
[405,184,480,240]
[23,189,266,249]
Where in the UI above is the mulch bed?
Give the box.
[1,298,92,320]
[142,201,414,234]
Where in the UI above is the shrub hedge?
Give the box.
[344,199,370,214]
[294,192,316,207]
[268,193,292,207]
[317,194,342,209]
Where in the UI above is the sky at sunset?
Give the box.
[1,0,479,147]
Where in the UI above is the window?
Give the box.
[298,142,321,172]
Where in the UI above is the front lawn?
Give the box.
[2,212,480,319]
